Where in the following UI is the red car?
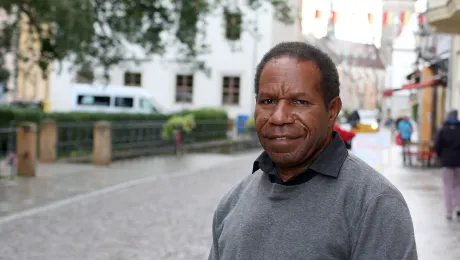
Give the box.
[334,124,356,150]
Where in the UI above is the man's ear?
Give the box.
[328,96,342,124]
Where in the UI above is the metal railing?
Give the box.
[111,120,168,157]
[110,120,229,158]
[0,119,232,162]
[56,122,94,160]
[0,123,16,176]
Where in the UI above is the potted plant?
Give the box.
[161,114,196,141]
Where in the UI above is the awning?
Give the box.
[382,79,444,97]
[400,79,444,90]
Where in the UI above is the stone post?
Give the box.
[93,121,111,166]
[16,122,37,177]
[39,119,57,163]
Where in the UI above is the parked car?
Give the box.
[334,124,356,150]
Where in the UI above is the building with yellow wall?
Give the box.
[426,0,460,114]
[14,13,51,110]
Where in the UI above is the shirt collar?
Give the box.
[252,131,348,178]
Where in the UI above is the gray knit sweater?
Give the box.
[208,153,417,260]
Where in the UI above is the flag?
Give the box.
[315,10,322,19]
[400,11,410,26]
[368,13,374,24]
[382,11,393,26]
[331,10,338,24]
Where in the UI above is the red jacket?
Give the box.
[334,124,356,142]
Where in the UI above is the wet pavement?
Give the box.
[0,132,459,259]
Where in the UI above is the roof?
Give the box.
[305,36,386,70]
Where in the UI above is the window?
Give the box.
[140,98,159,113]
[224,10,242,40]
[114,97,134,108]
[75,69,94,84]
[77,95,110,106]
[124,72,142,87]
[175,75,194,103]
[222,76,240,105]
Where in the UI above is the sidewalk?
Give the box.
[0,152,245,218]
[378,146,460,259]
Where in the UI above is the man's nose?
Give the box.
[268,100,294,125]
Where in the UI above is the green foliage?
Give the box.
[0,0,293,77]
[245,117,255,129]
[411,103,419,122]
[161,114,196,140]
[224,8,242,41]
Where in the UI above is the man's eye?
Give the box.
[261,99,275,104]
[293,100,308,105]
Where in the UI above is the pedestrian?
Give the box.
[434,110,460,219]
[208,42,417,260]
[348,109,360,128]
[397,115,413,165]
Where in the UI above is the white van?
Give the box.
[71,84,163,114]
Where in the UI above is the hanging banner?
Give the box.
[418,14,425,25]
[315,10,322,19]
[331,10,339,24]
[368,13,374,24]
[400,11,410,26]
[382,11,394,26]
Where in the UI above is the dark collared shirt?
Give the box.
[252,132,348,185]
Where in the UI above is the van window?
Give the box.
[77,95,110,106]
[115,97,134,108]
[140,98,158,113]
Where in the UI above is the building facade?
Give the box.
[423,0,460,140]
[306,36,386,113]
[0,10,51,106]
[49,0,302,119]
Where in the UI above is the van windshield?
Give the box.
[140,98,159,113]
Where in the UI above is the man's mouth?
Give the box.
[266,136,298,140]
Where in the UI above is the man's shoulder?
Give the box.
[213,171,260,220]
[340,153,404,201]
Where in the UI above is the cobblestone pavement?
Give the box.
[0,151,257,260]
[0,134,460,259]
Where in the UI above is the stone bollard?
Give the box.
[39,119,57,163]
[16,122,37,177]
[93,121,111,166]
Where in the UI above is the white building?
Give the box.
[49,0,302,119]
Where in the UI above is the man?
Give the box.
[434,110,460,219]
[208,42,417,260]
[397,116,413,165]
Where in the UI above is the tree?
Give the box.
[0,0,294,79]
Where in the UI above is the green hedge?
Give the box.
[0,107,227,126]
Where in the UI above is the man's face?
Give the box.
[254,56,341,168]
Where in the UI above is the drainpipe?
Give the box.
[445,35,454,113]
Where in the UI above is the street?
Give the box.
[0,132,460,259]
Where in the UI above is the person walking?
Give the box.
[397,116,414,165]
[208,42,417,260]
[434,110,460,219]
[348,109,360,129]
